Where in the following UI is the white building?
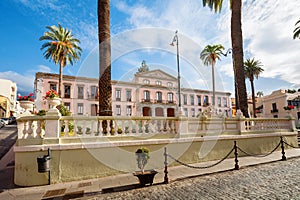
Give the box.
[0,79,18,117]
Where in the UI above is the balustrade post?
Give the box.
[237,118,246,134]
[45,109,61,138]
[177,116,188,135]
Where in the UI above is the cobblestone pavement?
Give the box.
[86,157,300,200]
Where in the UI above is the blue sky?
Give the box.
[0,0,299,97]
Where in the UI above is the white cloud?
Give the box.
[0,71,34,93]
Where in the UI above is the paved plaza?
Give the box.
[88,157,300,200]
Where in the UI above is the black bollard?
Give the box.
[164,147,169,184]
[234,141,239,170]
[280,136,287,161]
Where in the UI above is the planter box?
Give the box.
[133,170,157,186]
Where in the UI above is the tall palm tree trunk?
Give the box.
[59,61,63,96]
[231,0,249,117]
[98,0,112,117]
[212,61,215,108]
[250,79,256,118]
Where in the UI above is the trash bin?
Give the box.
[37,155,50,173]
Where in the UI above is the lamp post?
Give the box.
[170,30,182,115]
[222,48,239,115]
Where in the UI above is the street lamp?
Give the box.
[170,30,182,115]
[222,48,239,114]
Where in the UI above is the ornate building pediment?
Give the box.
[135,70,177,81]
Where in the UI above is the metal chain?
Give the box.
[282,138,300,149]
[167,147,234,169]
[237,141,281,158]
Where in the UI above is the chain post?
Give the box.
[234,141,239,170]
[280,136,286,161]
[164,147,169,184]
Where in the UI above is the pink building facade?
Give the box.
[35,70,231,117]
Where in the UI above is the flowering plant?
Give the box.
[283,105,295,110]
[18,93,34,101]
[45,89,59,99]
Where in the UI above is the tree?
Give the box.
[293,19,300,39]
[98,0,112,117]
[39,24,82,96]
[244,58,264,118]
[202,0,249,117]
[200,44,225,108]
[256,91,264,97]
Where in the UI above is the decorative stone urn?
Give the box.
[19,100,34,115]
[48,97,62,111]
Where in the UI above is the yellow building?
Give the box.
[0,79,17,117]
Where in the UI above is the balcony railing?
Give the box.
[271,109,279,113]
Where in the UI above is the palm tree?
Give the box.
[200,44,225,109]
[244,58,264,118]
[202,0,249,117]
[293,19,300,39]
[98,0,112,117]
[256,91,264,97]
[39,24,82,96]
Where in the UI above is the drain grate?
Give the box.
[63,190,84,199]
[42,188,66,198]
[78,181,92,188]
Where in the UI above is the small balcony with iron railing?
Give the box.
[141,99,176,105]
[271,108,279,113]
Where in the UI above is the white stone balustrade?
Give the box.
[16,114,296,140]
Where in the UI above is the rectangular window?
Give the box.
[77,103,83,115]
[144,91,150,102]
[168,93,173,103]
[50,83,57,91]
[217,97,222,107]
[203,96,209,106]
[116,89,121,101]
[223,97,227,107]
[197,95,201,106]
[78,86,84,99]
[156,81,162,86]
[126,90,131,101]
[91,104,97,116]
[183,94,187,105]
[64,85,71,98]
[64,102,70,111]
[126,105,132,116]
[191,108,195,117]
[184,108,188,117]
[116,105,121,116]
[190,95,194,105]
[90,86,98,99]
[156,92,162,103]
[271,103,278,113]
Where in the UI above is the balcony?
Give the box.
[271,109,278,113]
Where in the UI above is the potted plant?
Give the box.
[133,147,157,186]
[45,89,61,110]
[18,93,35,114]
